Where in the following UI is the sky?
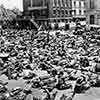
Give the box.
[0,0,23,11]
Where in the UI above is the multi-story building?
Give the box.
[23,0,72,24]
[71,0,87,22]
[86,0,100,25]
[23,0,48,24]
[49,0,72,23]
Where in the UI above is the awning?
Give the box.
[28,6,47,10]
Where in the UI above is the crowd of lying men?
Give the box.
[0,26,100,100]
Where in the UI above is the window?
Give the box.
[76,1,79,7]
[90,15,95,24]
[44,0,47,6]
[42,10,46,15]
[74,10,76,15]
[90,0,94,9]
[62,0,65,7]
[84,10,86,14]
[69,19,71,23]
[79,2,81,8]
[84,2,85,7]
[72,10,74,15]
[61,10,64,16]
[69,10,72,16]
[66,0,68,7]
[79,10,81,15]
[28,1,31,7]
[76,9,79,15]
[53,0,55,7]
[74,1,76,7]
[65,19,68,23]
[58,20,60,22]
[56,0,59,7]
[53,10,56,15]
[54,0,57,7]
[62,19,64,22]
[57,10,60,16]
[65,10,68,15]
[58,0,61,6]
[54,19,56,22]
[69,0,71,8]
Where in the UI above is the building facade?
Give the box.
[23,0,48,24]
[71,0,86,22]
[86,0,100,25]
[23,0,72,24]
[23,0,87,24]
[48,0,72,23]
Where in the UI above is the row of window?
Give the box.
[53,9,71,16]
[53,9,86,16]
[72,9,86,15]
[73,1,85,8]
[53,0,71,8]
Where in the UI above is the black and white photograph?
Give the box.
[0,0,100,100]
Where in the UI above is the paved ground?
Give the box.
[1,73,100,100]
[73,88,100,100]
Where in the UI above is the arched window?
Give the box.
[61,10,64,16]
[57,10,60,16]
[53,9,56,15]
